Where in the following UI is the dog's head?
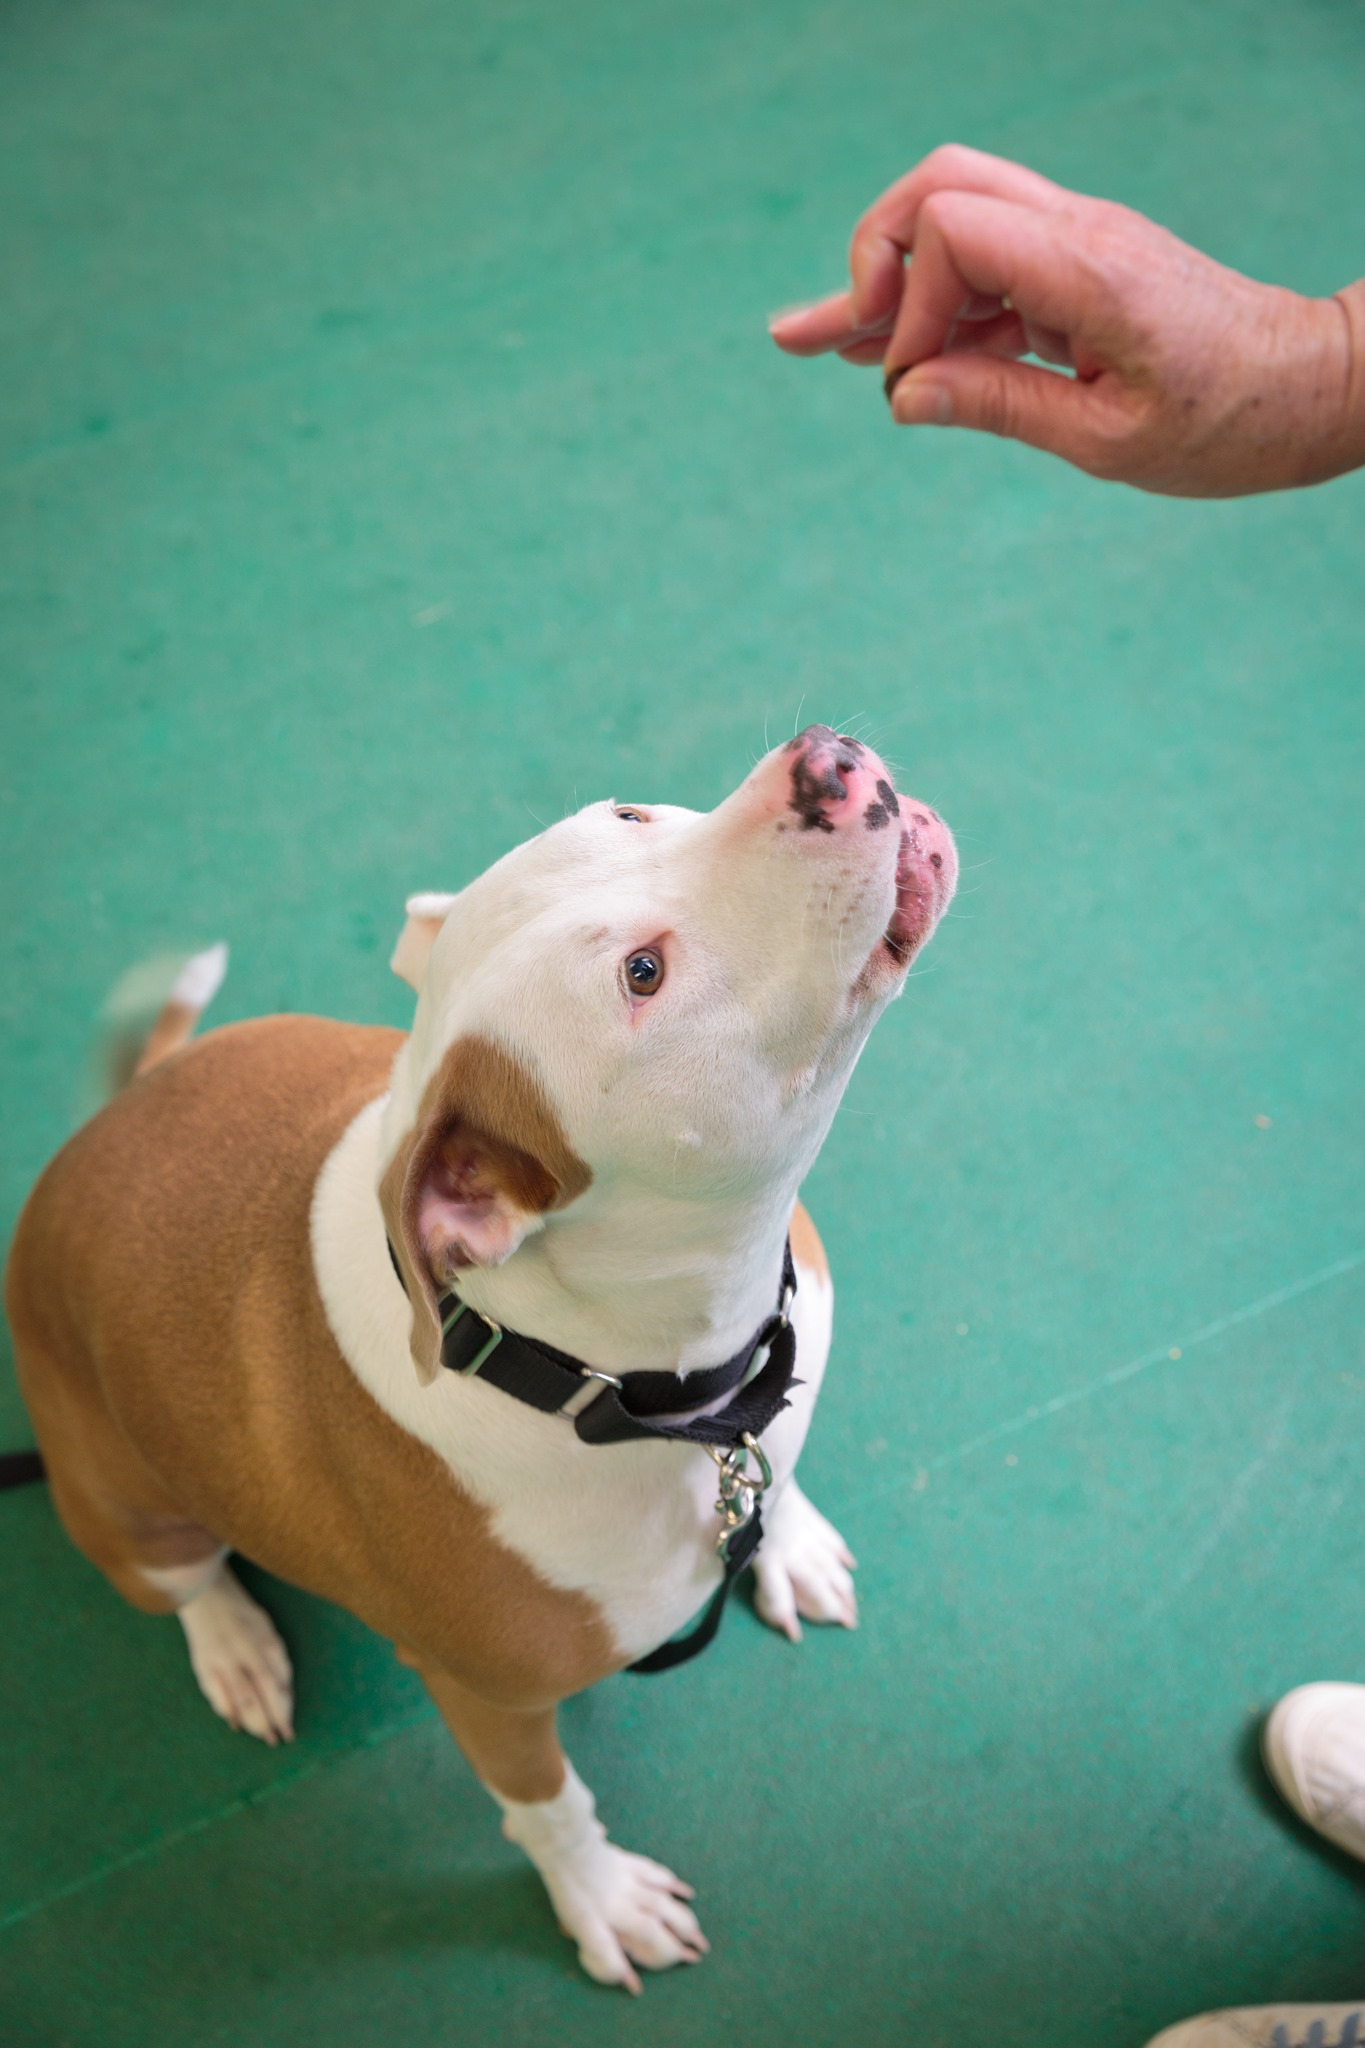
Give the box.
[379,727,957,1380]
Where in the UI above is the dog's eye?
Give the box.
[615,808,648,823]
[622,949,665,998]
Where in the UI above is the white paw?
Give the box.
[752,1482,857,1642]
[177,1563,294,1745]
[542,1839,708,1995]
[500,1767,706,1994]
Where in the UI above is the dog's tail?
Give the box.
[100,941,230,1095]
[2,943,230,1494]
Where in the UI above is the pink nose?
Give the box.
[782,725,900,835]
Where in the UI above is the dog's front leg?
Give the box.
[418,1664,707,1993]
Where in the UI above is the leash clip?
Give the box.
[705,1431,773,1554]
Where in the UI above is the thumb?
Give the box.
[889,354,1117,473]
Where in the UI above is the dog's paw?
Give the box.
[501,1768,706,1995]
[543,1840,708,1995]
[753,1481,857,1642]
[177,1563,295,1745]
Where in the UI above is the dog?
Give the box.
[5,725,956,1992]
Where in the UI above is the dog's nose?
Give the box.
[781,725,899,835]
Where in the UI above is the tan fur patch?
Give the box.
[7,1017,620,1705]
[381,1033,593,1381]
[789,1199,829,1283]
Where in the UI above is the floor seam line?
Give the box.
[852,1246,1365,1512]
[0,1700,437,1937]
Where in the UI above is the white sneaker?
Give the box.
[1262,1682,1365,1862]
[1145,2007,1364,2048]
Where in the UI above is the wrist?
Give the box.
[1292,279,1365,488]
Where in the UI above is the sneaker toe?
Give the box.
[1263,1683,1365,1857]
[1145,2004,1365,2048]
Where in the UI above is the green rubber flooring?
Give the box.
[3,1,1364,2042]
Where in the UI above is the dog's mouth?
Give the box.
[864,806,958,990]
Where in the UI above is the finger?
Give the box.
[770,289,884,357]
[849,142,1069,326]
[889,352,1129,476]
[882,192,1096,379]
[836,336,894,366]
[943,309,1029,358]
[1021,318,1075,367]
[832,290,1025,367]
[954,289,1019,322]
[942,309,1075,368]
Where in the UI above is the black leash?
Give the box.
[0,1449,45,1490]
[426,1244,800,1674]
[626,1503,767,1674]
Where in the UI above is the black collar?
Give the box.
[387,1240,801,1676]
[434,1242,799,1451]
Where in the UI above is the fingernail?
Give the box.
[890,375,952,427]
[767,301,815,328]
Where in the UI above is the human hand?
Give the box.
[769,145,1365,497]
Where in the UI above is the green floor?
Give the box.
[3,1,1364,2041]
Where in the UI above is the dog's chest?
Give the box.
[310,1099,830,1662]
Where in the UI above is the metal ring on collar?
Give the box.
[578,1364,624,1391]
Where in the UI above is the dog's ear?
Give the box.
[390,893,460,992]
[379,1034,592,1384]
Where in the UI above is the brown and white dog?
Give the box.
[5,726,956,1992]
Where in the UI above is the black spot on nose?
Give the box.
[789,723,865,756]
[788,729,858,831]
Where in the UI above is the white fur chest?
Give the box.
[310,1098,833,1662]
